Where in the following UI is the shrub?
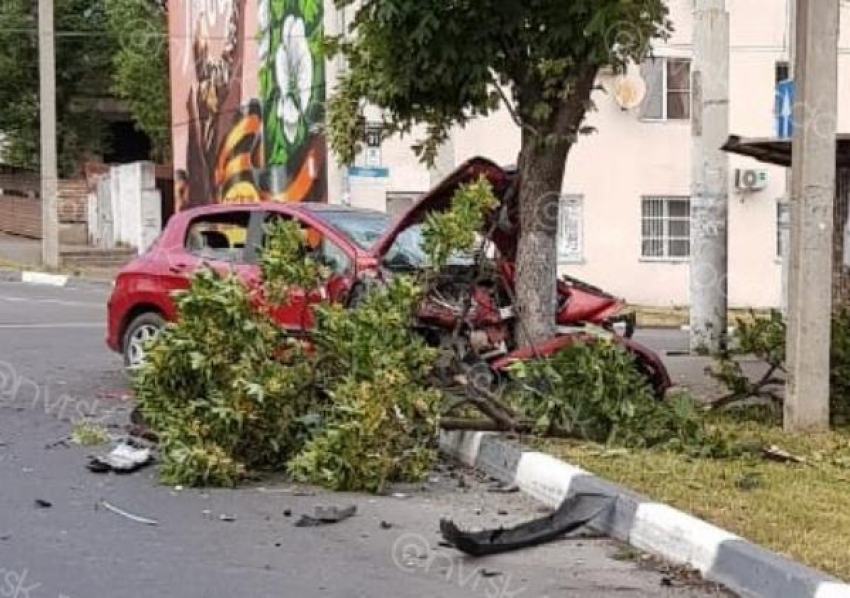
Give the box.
[134,269,317,487]
[709,308,850,424]
[510,340,724,454]
[288,276,443,492]
[288,372,442,493]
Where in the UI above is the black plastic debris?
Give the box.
[439,493,614,557]
[34,499,52,509]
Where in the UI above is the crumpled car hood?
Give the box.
[370,157,520,260]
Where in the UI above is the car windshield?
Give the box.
[316,210,471,270]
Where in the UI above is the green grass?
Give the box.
[537,409,850,580]
[71,420,111,446]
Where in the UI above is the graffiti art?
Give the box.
[170,0,326,209]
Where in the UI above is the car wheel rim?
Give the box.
[128,324,160,368]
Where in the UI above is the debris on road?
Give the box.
[44,438,70,450]
[87,442,152,474]
[440,493,614,556]
[487,483,519,494]
[762,445,807,464]
[218,514,236,523]
[294,505,357,527]
[34,499,52,509]
[379,521,393,530]
[99,500,159,526]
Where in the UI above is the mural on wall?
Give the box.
[170,0,326,209]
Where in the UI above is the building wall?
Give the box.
[344,0,850,309]
[169,0,327,209]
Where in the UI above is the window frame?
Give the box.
[640,195,691,262]
[183,210,253,264]
[641,54,693,123]
[259,210,354,277]
[557,194,584,264]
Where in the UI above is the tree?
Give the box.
[327,1,670,344]
[0,0,113,173]
[106,0,171,162]
[0,0,170,173]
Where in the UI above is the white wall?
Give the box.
[346,0,848,308]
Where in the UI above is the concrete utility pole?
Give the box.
[780,0,796,316]
[785,0,839,432]
[38,0,60,268]
[689,0,730,353]
[324,4,349,205]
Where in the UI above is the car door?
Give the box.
[161,209,257,295]
[257,210,355,331]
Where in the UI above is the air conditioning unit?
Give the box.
[735,168,768,192]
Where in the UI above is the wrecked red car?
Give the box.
[106,157,670,394]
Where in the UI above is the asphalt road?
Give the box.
[0,280,726,598]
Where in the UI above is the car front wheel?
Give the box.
[123,312,165,371]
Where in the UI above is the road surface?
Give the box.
[0,279,726,598]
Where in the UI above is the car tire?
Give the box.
[122,312,165,372]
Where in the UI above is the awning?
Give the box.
[722,134,850,168]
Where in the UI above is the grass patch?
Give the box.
[538,408,850,580]
[71,420,111,446]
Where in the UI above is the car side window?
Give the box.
[185,212,251,263]
[262,213,352,276]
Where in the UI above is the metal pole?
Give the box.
[780,0,796,316]
[38,0,59,268]
[689,0,730,353]
[784,0,839,432]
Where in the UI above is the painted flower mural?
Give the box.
[258,0,325,199]
[275,15,313,144]
[172,0,326,208]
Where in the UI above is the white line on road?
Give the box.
[0,323,104,329]
[0,295,102,308]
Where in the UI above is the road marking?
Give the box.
[0,323,104,329]
[0,295,102,308]
[21,271,68,287]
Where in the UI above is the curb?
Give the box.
[439,431,850,598]
[0,268,112,289]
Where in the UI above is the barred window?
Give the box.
[641,196,691,260]
[558,194,583,262]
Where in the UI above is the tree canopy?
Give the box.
[0,0,169,174]
[327,0,671,343]
[328,0,670,164]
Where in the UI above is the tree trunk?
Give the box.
[514,68,597,346]
[514,134,571,345]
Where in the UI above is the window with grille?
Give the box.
[640,57,692,121]
[558,194,584,262]
[641,196,691,260]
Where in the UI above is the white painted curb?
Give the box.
[440,430,850,598]
[21,271,68,287]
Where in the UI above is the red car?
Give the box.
[107,158,670,394]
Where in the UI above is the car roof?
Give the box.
[177,201,387,218]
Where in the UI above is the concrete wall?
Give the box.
[0,175,89,242]
[88,162,162,252]
[340,0,841,309]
